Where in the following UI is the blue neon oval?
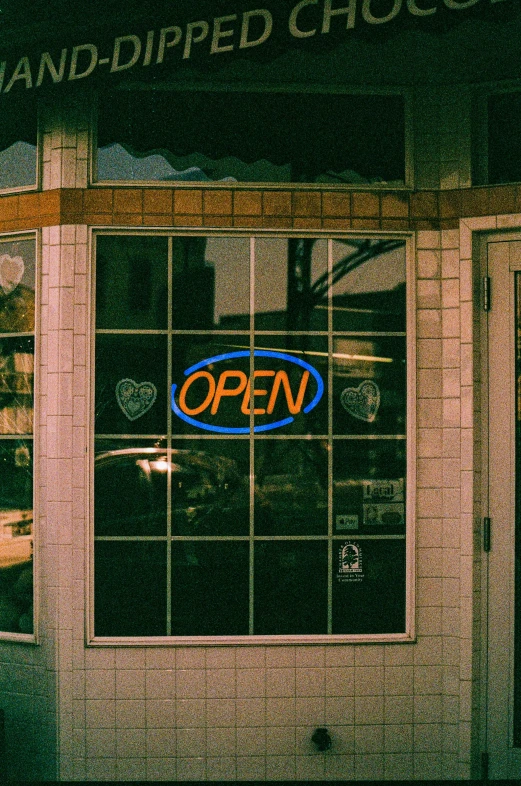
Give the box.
[171,349,324,434]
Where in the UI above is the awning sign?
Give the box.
[0,0,511,94]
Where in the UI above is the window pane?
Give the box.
[0,236,36,333]
[173,236,250,331]
[333,439,406,535]
[95,440,168,537]
[95,541,167,636]
[255,238,328,331]
[254,541,328,634]
[171,334,250,436]
[487,92,521,185]
[254,439,328,535]
[0,440,33,634]
[0,97,37,191]
[332,539,406,634]
[332,239,406,332]
[96,235,169,330]
[0,336,34,434]
[171,541,249,635]
[252,335,328,436]
[94,231,409,639]
[171,439,249,536]
[97,91,405,185]
[332,336,406,436]
[95,334,168,435]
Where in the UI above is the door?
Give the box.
[486,236,521,778]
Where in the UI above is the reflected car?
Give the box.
[95,447,249,537]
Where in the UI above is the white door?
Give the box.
[486,236,521,779]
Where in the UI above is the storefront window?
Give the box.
[95,91,406,185]
[0,234,36,637]
[0,97,37,191]
[478,90,521,186]
[93,232,410,638]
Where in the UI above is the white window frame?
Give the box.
[90,85,414,191]
[87,226,416,646]
[0,229,40,645]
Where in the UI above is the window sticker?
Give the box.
[115,378,157,421]
[337,541,364,583]
[335,514,359,531]
[340,380,380,422]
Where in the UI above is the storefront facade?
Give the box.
[1,1,521,781]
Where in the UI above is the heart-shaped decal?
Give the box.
[340,380,380,423]
[115,378,157,421]
[0,254,24,295]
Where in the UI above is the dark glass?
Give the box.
[94,439,168,536]
[254,540,328,634]
[171,334,250,436]
[332,539,406,634]
[332,335,406,436]
[255,238,328,331]
[0,237,36,333]
[95,334,168,435]
[0,98,37,190]
[171,541,249,635]
[488,92,521,185]
[0,439,33,633]
[332,239,406,332]
[95,541,167,636]
[96,235,169,330]
[97,91,405,185]
[171,439,249,536]
[0,336,34,434]
[254,440,328,535]
[333,439,405,535]
[173,236,250,330]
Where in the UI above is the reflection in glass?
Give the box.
[93,232,409,637]
[0,99,37,190]
[0,237,36,333]
[0,440,33,634]
[171,439,249,536]
[97,91,405,185]
[173,236,250,330]
[254,440,327,535]
[0,336,34,435]
[255,238,328,331]
[95,440,168,536]
[332,239,406,332]
[96,235,169,330]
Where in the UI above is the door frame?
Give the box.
[481,230,521,779]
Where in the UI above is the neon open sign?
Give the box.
[171,350,324,433]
